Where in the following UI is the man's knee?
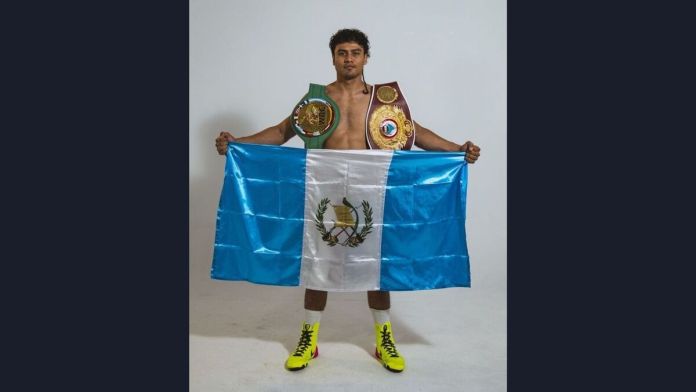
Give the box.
[304,288,328,310]
[367,290,390,310]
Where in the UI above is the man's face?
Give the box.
[332,42,368,80]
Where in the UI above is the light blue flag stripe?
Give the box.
[212,143,306,286]
[380,151,470,290]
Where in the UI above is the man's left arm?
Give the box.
[413,121,481,163]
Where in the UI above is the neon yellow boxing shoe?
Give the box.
[284,322,319,371]
[374,321,405,372]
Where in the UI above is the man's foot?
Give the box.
[284,322,319,371]
[374,321,405,372]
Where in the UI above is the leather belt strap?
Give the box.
[365,81,415,150]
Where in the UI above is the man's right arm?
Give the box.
[215,116,295,155]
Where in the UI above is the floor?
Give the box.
[190,227,506,392]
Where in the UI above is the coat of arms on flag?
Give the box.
[314,197,373,247]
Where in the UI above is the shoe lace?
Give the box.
[293,324,314,356]
[380,325,399,358]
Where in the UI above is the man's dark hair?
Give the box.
[329,28,370,57]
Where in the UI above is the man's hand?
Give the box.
[215,131,236,155]
[460,141,481,164]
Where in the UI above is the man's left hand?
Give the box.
[460,141,481,164]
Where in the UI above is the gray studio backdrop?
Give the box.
[190,0,505,388]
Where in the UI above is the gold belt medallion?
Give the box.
[291,84,341,149]
[368,105,413,150]
[376,85,399,104]
[293,98,335,137]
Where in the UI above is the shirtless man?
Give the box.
[215,28,481,373]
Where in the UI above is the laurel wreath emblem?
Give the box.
[314,198,337,246]
[314,197,373,247]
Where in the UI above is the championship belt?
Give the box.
[365,81,415,150]
[291,83,341,149]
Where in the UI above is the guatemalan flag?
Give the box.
[212,142,470,291]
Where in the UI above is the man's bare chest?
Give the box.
[329,94,371,133]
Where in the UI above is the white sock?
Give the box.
[370,308,390,325]
[304,309,322,326]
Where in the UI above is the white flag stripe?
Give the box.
[300,149,394,291]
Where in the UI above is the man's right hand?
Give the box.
[215,131,236,155]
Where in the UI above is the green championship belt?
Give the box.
[291,83,341,149]
[366,81,415,150]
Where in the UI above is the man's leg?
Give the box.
[368,290,405,373]
[367,290,390,310]
[285,289,327,371]
[305,288,328,311]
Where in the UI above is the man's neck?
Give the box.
[330,77,370,95]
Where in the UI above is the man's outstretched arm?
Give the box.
[215,116,295,155]
[414,121,481,163]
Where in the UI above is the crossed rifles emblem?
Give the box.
[314,197,373,247]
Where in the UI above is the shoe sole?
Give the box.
[285,346,319,371]
[375,348,404,373]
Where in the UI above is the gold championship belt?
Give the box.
[291,84,341,149]
[365,81,415,150]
